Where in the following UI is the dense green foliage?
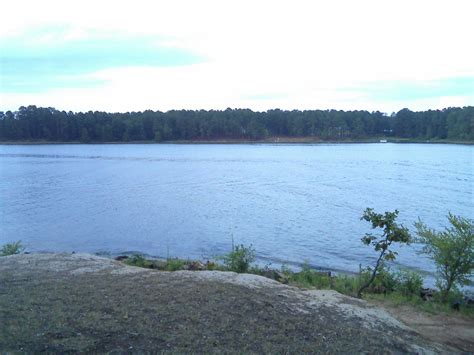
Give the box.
[415,214,473,302]
[0,241,25,256]
[222,244,256,273]
[0,105,473,142]
[357,208,411,297]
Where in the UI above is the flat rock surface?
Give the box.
[0,253,452,353]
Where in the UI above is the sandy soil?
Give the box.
[0,253,461,353]
[371,300,474,353]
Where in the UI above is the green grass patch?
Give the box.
[364,292,474,317]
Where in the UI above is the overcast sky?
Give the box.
[1,0,473,113]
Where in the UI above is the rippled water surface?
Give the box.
[1,143,472,279]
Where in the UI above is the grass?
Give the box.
[365,292,474,317]
[284,262,333,289]
[286,266,473,317]
[118,253,474,317]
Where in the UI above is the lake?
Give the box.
[0,143,472,281]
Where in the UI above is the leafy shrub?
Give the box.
[0,241,25,256]
[359,264,398,294]
[415,214,473,302]
[223,244,256,273]
[165,258,186,271]
[394,270,424,297]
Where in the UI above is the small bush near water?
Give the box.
[123,254,154,268]
[0,241,25,256]
[359,264,400,295]
[222,244,256,273]
[164,258,187,271]
[415,214,473,303]
[394,269,424,298]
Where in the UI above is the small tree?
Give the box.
[415,214,473,302]
[357,208,411,298]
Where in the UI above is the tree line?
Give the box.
[0,105,472,142]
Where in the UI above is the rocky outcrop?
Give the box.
[0,253,453,353]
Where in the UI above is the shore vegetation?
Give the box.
[357,208,411,297]
[1,106,472,143]
[415,214,473,302]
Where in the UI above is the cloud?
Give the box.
[0,26,202,92]
[1,0,474,112]
[340,77,474,101]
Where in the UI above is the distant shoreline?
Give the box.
[1,137,473,145]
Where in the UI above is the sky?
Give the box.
[1,0,473,113]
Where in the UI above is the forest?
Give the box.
[0,105,472,142]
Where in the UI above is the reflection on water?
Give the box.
[0,143,472,283]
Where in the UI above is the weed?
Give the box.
[165,258,186,271]
[124,254,153,268]
[288,262,332,289]
[331,274,361,296]
[223,244,256,273]
[394,269,424,297]
[0,241,25,256]
[360,265,398,294]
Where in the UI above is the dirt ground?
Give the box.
[372,300,474,353]
[0,253,467,353]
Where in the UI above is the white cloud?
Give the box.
[1,0,474,112]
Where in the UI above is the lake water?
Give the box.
[0,143,472,282]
